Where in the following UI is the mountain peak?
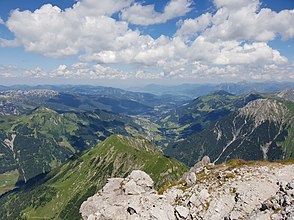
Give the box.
[209,90,234,96]
[276,89,294,102]
[239,99,288,125]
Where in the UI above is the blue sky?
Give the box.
[0,0,293,86]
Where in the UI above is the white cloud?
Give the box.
[73,0,132,16]
[23,62,166,80]
[135,70,164,79]
[190,38,287,65]
[0,39,20,47]
[3,0,136,57]
[213,0,259,10]
[0,0,293,82]
[24,63,130,79]
[177,0,294,42]
[82,35,188,66]
[121,0,192,25]
[0,65,23,78]
[206,1,294,42]
[1,60,293,82]
[0,17,4,25]
[175,13,212,39]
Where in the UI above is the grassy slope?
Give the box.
[0,170,19,195]
[0,107,148,191]
[0,135,187,220]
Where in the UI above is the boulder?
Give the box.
[175,206,190,219]
[80,170,175,220]
[185,171,197,186]
[190,156,211,173]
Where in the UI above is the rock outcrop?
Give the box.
[80,170,175,220]
[239,99,288,126]
[80,160,294,220]
[277,89,294,102]
[183,155,211,185]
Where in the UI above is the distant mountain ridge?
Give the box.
[129,81,294,98]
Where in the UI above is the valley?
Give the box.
[0,83,293,219]
[1,0,294,218]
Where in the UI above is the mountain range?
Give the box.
[0,83,293,219]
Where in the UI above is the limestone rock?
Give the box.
[81,164,294,220]
[185,171,197,186]
[175,206,189,219]
[198,189,209,201]
[80,170,175,220]
[190,156,211,173]
[182,156,211,186]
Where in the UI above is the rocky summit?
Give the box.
[80,170,175,220]
[80,159,294,220]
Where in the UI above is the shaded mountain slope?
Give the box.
[0,135,187,220]
[165,99,294,166]
[158,91,262,147]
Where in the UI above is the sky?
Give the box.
[0,0,293,86]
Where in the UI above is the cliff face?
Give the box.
[80,160,294,220]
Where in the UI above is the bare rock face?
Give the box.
[168,163,294,220]
[80,170,175,220]
[276,89,294,102]
[239,99,288,126]
[249,180,294,220]
[81,163,294,220]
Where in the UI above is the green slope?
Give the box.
[0,107,147,193]
[0,135,187,220]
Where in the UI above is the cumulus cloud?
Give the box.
[2,0,192,58]
[207,6,294,42]
[177,0,294,42]
[0,65,23,78]
[0,38,20,47]
[4,2,135,57]
[82,35,188,65]
[213,0,259,10]
[175,13,212,39]
[190,38,287,65]
[121,0,192,25]
[24,63,128,79]
[0,0,293,81]
[1,61,293,82]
